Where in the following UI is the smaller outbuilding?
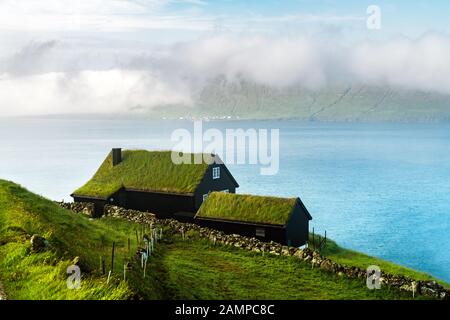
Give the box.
[195,192,312,247]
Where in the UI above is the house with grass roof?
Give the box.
[195,192,312,246]
[72,148,239,218]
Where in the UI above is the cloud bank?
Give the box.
[1,33,450,116]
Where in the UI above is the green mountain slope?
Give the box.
[148,78,450,122]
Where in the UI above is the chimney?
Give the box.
[112,148,122,166]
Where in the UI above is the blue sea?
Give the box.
[1,118,449,282]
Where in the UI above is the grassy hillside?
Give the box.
[0,179,444,300]
[0,179,141,299]
[141,236,430,300]
[312,234,449,287]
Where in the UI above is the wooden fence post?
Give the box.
[143,258,147,278]
[111,241,116,273]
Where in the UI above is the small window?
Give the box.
[255,228,265,237]
[203,194,208,202]
[212,167,220,179]
[222,189,229,193]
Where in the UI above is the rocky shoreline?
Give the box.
[58,201,450,300]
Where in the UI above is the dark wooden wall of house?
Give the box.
[194,164,238,209]
[195,218,287,244]
[285,203,310,247]
[119,190,196,218]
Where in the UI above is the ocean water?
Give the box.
[0,118,449,282]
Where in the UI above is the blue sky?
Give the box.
[1,0,449,40]
[147,0,450,38]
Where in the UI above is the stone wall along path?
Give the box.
[58,202,450,300]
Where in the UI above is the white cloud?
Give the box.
[175,35,330,88]
[351,33,450,93]
[0,70,192,116]
[155,33,450,92]
[1,33,450,116]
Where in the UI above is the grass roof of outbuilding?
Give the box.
[196,192,298,225]
[73,150,210,198]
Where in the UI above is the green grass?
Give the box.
[0,179,446,300]
[197,192,298,225]
[311,234,449,288]
[73,150,210,198]
[0,179,148,299]
[140,234,431,300]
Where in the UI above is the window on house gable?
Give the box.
[203,194,208,202]
[212,166,220,179]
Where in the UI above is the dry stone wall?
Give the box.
[57,201,95,217]
[59,202,449,300]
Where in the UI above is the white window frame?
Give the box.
[212,166,221,179]
[203,194,208,202]
[222,189,229,193]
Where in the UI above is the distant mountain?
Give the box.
[148,78,450,122]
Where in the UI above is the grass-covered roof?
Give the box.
[73,150,210,198]
[196,192,298,225]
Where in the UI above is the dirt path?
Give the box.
[0,281,7,300]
